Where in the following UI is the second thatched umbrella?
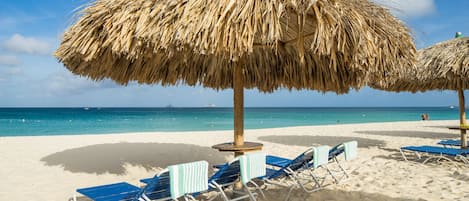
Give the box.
[56,0,416,155]
[372,34,469,148]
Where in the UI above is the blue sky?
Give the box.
[0,0,468,107]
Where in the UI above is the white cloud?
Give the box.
[0,55,20,66]
[0,11,56,29]
[373,0,436,18]
[2,34,51,55]
[0,66,23,83]
[46,72,120,95]
[4,67,23,75]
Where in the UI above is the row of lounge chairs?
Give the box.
[400,139,469,164]
[73,141,358,201]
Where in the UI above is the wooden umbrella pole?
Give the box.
[233,62,245,156]
[458,85,467,148]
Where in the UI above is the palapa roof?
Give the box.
[55,0,416,93]
[371,37,469,92]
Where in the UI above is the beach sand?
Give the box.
[1,120,468,201]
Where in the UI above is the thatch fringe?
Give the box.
[371,37,469,92]
[55,0,416,93]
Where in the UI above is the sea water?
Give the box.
[0,107,461,136]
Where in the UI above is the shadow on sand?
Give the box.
[258,135,385,148]
[263,188,426,201]
[41,143,230,175]
[355,130,458,139]
[424,125,457,129]
[372,147,408,162]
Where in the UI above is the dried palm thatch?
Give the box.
[371,37,469,92]
[55,0,417,152]
[55,0,416,94]
[370,36,469,148]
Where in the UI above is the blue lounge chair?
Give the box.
[400,146,469,164]
[212,152,309,201]
[326,141,357,183]
[437,139,469,148]
[73,160,208,201]
[141,162,239,201]
[141,153,266,201]
[75,182,141,201]
[266,142,352,169]
[266,141,357,184]
[238,152,267,201]
[260,146,331,201]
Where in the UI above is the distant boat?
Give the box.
[206,104,217,107]
[449,105,455,109]
[83,107,90,110]
[165,104,174,108]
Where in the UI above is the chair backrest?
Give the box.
[268,148,314,179]
[168,160,208,199]
[137,171,171,201]
[313,146,330,168]
[329,143,345,160]
[209,159,241,188]
[343,141,358,161]
[239,152,266,184]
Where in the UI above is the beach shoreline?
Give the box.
[1,120,468,200]
[0,119,461,138]
[0,107,461,137]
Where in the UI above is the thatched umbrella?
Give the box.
[371,34,469,147]
[55,0,416,155]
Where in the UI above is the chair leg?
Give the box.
[456,155,469,164]
[334,163,349,183]
[184,194,197,201]
[212,182,231,201]
[291,170,321,193]
[324,165,339,184]
[244,183,257,201]
[138,194,153,201]
[73,193,77,201]
[248,181,265,199]
[400,149,408,161]
[278,173,303,201]
[308,170,322,189]
[337,162,349,178]
[330,157,349,182]
[284,186,295,201]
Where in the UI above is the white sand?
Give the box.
[1,120,468,201]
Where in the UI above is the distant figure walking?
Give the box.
[421,113,430,120]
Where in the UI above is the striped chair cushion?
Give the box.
[169,160,208,199]
[344,141,358,161]
[239,152,266,184]
[313,146,330,168]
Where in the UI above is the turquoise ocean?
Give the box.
[0,107,461,137]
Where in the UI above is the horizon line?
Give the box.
[0,106,461,109]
